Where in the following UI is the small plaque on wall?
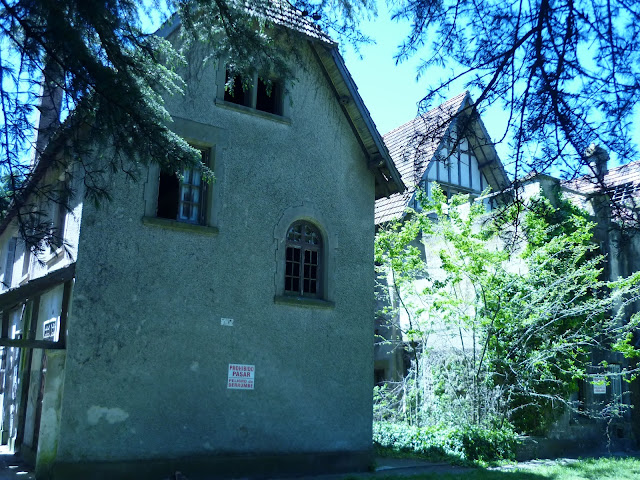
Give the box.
[592,375,606,394]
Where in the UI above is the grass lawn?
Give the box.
[375,457,640,480]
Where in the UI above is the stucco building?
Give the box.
[0,9,403,479]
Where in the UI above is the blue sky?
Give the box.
[339,3,512,167]
[14,2,629,179]
[338,2,638,174]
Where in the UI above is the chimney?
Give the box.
[33,61,63,165]
[584,144,611,233]
[584,143,609,185]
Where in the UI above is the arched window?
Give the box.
[284,221,322,297]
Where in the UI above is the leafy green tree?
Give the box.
[375,184,640,433]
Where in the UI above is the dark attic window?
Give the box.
[256,77,282,115]
[224,69,283,116]
[224,71,251,107]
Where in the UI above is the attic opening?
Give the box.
[224,70,283,116]
[608,181,640,203]
[223,73,252,107]
[256,78,281,114]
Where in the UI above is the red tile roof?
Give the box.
[156,1,335,46]
[375,92,468,224]
[261,0,335,45]
[563,159,640,225]
[564,159,640,198]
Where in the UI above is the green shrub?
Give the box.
[373,421,520,462]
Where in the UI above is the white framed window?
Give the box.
[156,149,210,225]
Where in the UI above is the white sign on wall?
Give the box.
[227,364,255,390]
[593,375,607,395]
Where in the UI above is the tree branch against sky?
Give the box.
[2,0,639,240]
[390,0,640,181]
[0,0,198,224]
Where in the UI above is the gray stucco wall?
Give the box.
[54,40,376,469]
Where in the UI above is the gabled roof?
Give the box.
[310,45,404,198]
[0,2,403,238]
[384,92,468,185]
[259,0,335,44]
[375,92,509,224]
[158,4,404,199]
[562,160,640,226]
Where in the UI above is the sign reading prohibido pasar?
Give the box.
[227,364,255,390]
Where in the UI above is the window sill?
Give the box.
[46,247,65,267]
[142,217,219,236]
[274,295,335,309]
[215,99,292,125]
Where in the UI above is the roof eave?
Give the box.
[155,9,337,46]
[310,43,405,199]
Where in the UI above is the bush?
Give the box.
[373,421,520,462]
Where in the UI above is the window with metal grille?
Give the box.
[608,181,640,203]
[157,149,209,225]
[284,222,321,297]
